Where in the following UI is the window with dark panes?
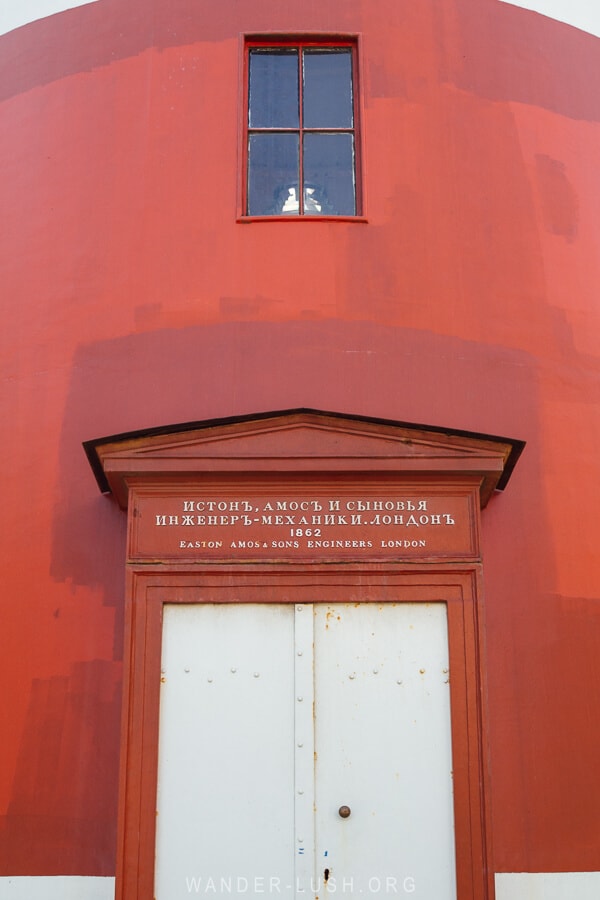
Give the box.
[245,42,360,217]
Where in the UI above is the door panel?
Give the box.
[314,603,456,898]
[155,604,296,898]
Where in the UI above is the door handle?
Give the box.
[338,805,351,818]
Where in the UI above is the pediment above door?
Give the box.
[85,408,523,510]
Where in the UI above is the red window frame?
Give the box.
[242,37,363,219]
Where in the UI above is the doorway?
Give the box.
[154,602,456,899]
[91,409,515,900]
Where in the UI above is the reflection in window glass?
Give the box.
[303,133,355,216]
[249,50,299,128]
[303,50,353,129]
[247,133,300,216]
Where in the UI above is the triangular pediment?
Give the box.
[84,409,523,509]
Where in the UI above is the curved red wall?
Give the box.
[1,0,599,878]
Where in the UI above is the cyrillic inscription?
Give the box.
[131,491,475,560]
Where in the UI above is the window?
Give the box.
[244,40,360,217]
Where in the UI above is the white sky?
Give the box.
[497,0,600,36]
[0,0,99,36]
[0,0,599,38]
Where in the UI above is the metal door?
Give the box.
[154,603,456,899]
[313,603,456,898]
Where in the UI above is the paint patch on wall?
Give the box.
[534,155,579,240]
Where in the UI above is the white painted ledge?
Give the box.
[496,872,600,899]
[0,877,114,899]
[1,873,599,898]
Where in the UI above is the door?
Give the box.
[154,603,456,899]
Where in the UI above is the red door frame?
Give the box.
[115,563,494,900]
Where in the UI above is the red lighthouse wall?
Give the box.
[1,0,599,889]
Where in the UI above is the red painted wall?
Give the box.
[1,0,599,877]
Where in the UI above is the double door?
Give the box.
[154,602,457,899]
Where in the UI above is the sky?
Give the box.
[498,0,600,36]
[0,0,599,40]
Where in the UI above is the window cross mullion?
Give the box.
[298,47,304,215]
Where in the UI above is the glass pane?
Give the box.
[249,49,299,128]
[247,133,300,216]
[303,50,353,128]
[303,133,355,216]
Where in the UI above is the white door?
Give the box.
[313,603,456,898]
[154,603,456,899]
